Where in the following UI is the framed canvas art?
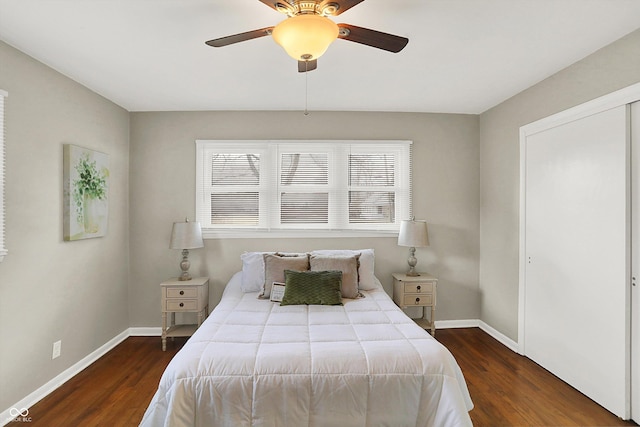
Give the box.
[63,144,109,241]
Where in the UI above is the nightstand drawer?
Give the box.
[404,282,433,294]
[403,294,433,306]
[166,288,199,298]
[166,299,198,311]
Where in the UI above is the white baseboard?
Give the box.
[478,320,520,353]
[436,319,479,329]
[129,327,162,336]
[0,329,129,427]
[435,318,519,353]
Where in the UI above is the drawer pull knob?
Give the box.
[179,302,184,307]
[416,285,421,291]
[180,290,184,295]
[415,298,420,304]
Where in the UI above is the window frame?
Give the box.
[196,140,412,239]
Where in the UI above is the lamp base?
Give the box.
[178,249,192,281]
[406,246,420,277]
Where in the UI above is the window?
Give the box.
[196,140,412,238]
[0,90,6,261]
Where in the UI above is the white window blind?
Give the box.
[0,90,7,261]
[210,152,261,226]
[279,151,330,225]
[196,140,412,237]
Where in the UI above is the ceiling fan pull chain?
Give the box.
[304,59,310,116]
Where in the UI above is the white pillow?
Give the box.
[240,251,274,293]
[310,249,375,290]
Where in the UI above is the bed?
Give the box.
[141,250,473,427]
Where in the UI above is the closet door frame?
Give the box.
[518,82,640,420]
[632,101,639,423]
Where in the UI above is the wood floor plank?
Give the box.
[22,329,637,426]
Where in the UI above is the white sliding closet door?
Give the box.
[523,105,630,418]
[632,101,640,422]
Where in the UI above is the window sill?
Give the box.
[202,229,399,239]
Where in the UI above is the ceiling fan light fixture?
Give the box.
[272,14,339,61]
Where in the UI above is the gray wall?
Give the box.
[0,41,130,410]
[129,111,480,326]
[478,28,640,341]
[4,21,639,415]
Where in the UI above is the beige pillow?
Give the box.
[309,254,360,299]
[310,249,375,290]
[259,253,309,299]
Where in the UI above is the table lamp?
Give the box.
[398,218,429,277]
[169,218,204,281]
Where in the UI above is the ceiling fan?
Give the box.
[205,0,409,73]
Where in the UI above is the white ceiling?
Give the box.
[1,0,639,114]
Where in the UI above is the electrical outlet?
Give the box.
[52,340,61,359]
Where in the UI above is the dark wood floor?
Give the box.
[436,328,636,427]
[24,328,636,426]
[25,336,187,426]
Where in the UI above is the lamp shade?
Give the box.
[272,14,339,60]
[398,219,429,248]
[169,220,204,250]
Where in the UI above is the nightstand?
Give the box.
[160,276,209,351]
[392,272,438,336]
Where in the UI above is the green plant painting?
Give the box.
[63,144,109,241]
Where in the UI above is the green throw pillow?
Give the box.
[280,270,343,306]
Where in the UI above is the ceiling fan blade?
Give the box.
[205,27,274,47]
[318,0,366,16]
[337,24,408,53]
[257,0,283,13]
[298,59,318,73]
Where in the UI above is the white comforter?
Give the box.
[141,273,473,427]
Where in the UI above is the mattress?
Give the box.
[141,272,473,427]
